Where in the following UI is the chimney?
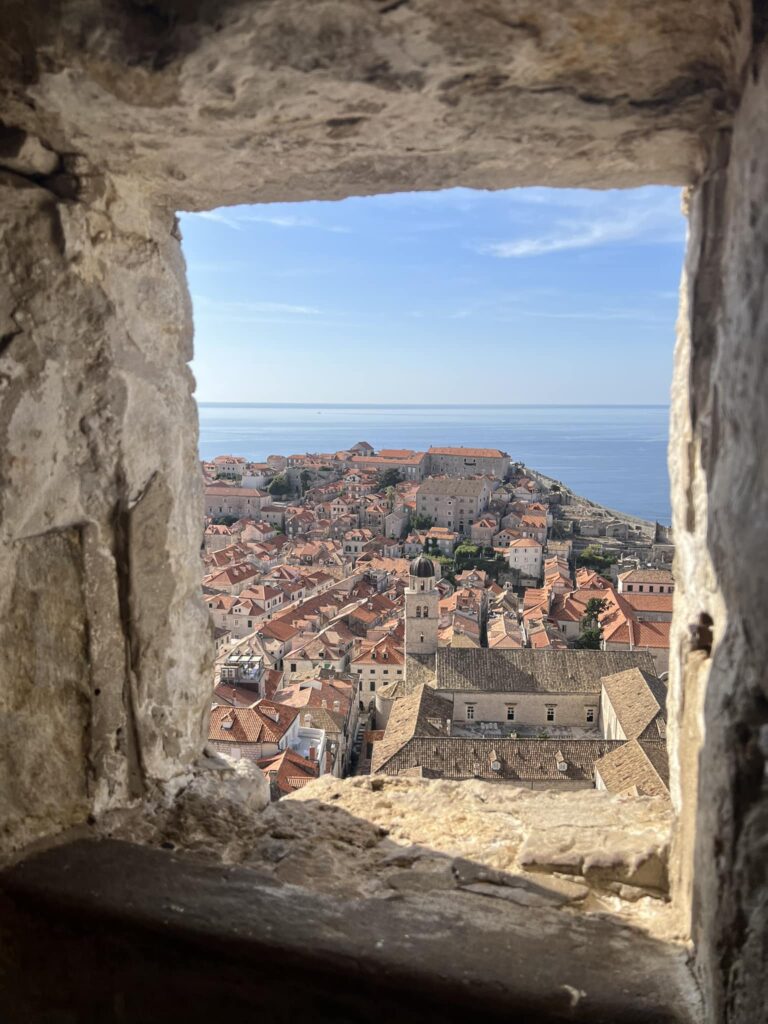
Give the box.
[309,745,317,762]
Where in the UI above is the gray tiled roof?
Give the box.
[593,739,669,796]
[403,654,438,688]
[376,736,625,782]
[433,649,657,694]
[600,668,667,740]
[371,684,452,774]
[618,569,674,583]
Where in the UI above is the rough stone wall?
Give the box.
[0,0,748,208]
[668,37,768,1024]
[0,0,748,858]
[0,165,211,851]
[0,3,765,1021]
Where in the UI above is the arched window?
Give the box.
[419,633,424,644]
[415,606,422,618]
[422,605,429,617]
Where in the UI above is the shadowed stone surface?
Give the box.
[0,836,702,1024]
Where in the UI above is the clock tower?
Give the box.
[405,554,439,657]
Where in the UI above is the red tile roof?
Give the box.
[208,700,298,744]
[257,748,319,796]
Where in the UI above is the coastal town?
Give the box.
[202,443,674,800]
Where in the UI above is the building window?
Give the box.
[290,663,297,673]
[627,584,633,592]
[422,605,429,617]
[546,707,555,722]
[466,705,475,720]
[415,606,422,618]
[586,708,595,723]
[639,585,644,592]
[506,706,516,721]
[369,680,375,691]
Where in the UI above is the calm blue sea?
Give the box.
[197,404,671,525]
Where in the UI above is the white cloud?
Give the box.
[187,208,351,233]
[479,214,643,258]
[478,189,684,258]
[240,212,351,233]
[196,210,243,230]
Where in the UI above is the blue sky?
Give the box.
[180,186,685,404]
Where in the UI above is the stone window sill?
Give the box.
[0,776,700,1023]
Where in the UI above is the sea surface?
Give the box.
[198,404,672,525]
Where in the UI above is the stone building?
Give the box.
[416,477,492,533]
[405,648,658,730]
[617,568,676,595]
[370,682,668,795]
[426,446,510,479]
[0,4,765,1023]
[405,555,440,658]
[204,485,265,519]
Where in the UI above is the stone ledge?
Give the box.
[149,775,677,923]
[0,836,701,1023]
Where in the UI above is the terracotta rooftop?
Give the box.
[428,446,508,458]
[257,748,319,797]
[208,700,298,744]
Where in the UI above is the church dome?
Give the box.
[410,554,436,578]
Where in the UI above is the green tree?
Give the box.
[299,469,312,495]
[378,468,403,489]
[412,512,433,530]
[574,597,609,650]
[454,542,481,568]
[268,472,291,496]
[577,543,618,575]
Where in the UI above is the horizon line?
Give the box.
[197,401,670,409]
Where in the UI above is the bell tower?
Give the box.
[405,555,439,656]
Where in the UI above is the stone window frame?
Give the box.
[0,9,763,1019]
